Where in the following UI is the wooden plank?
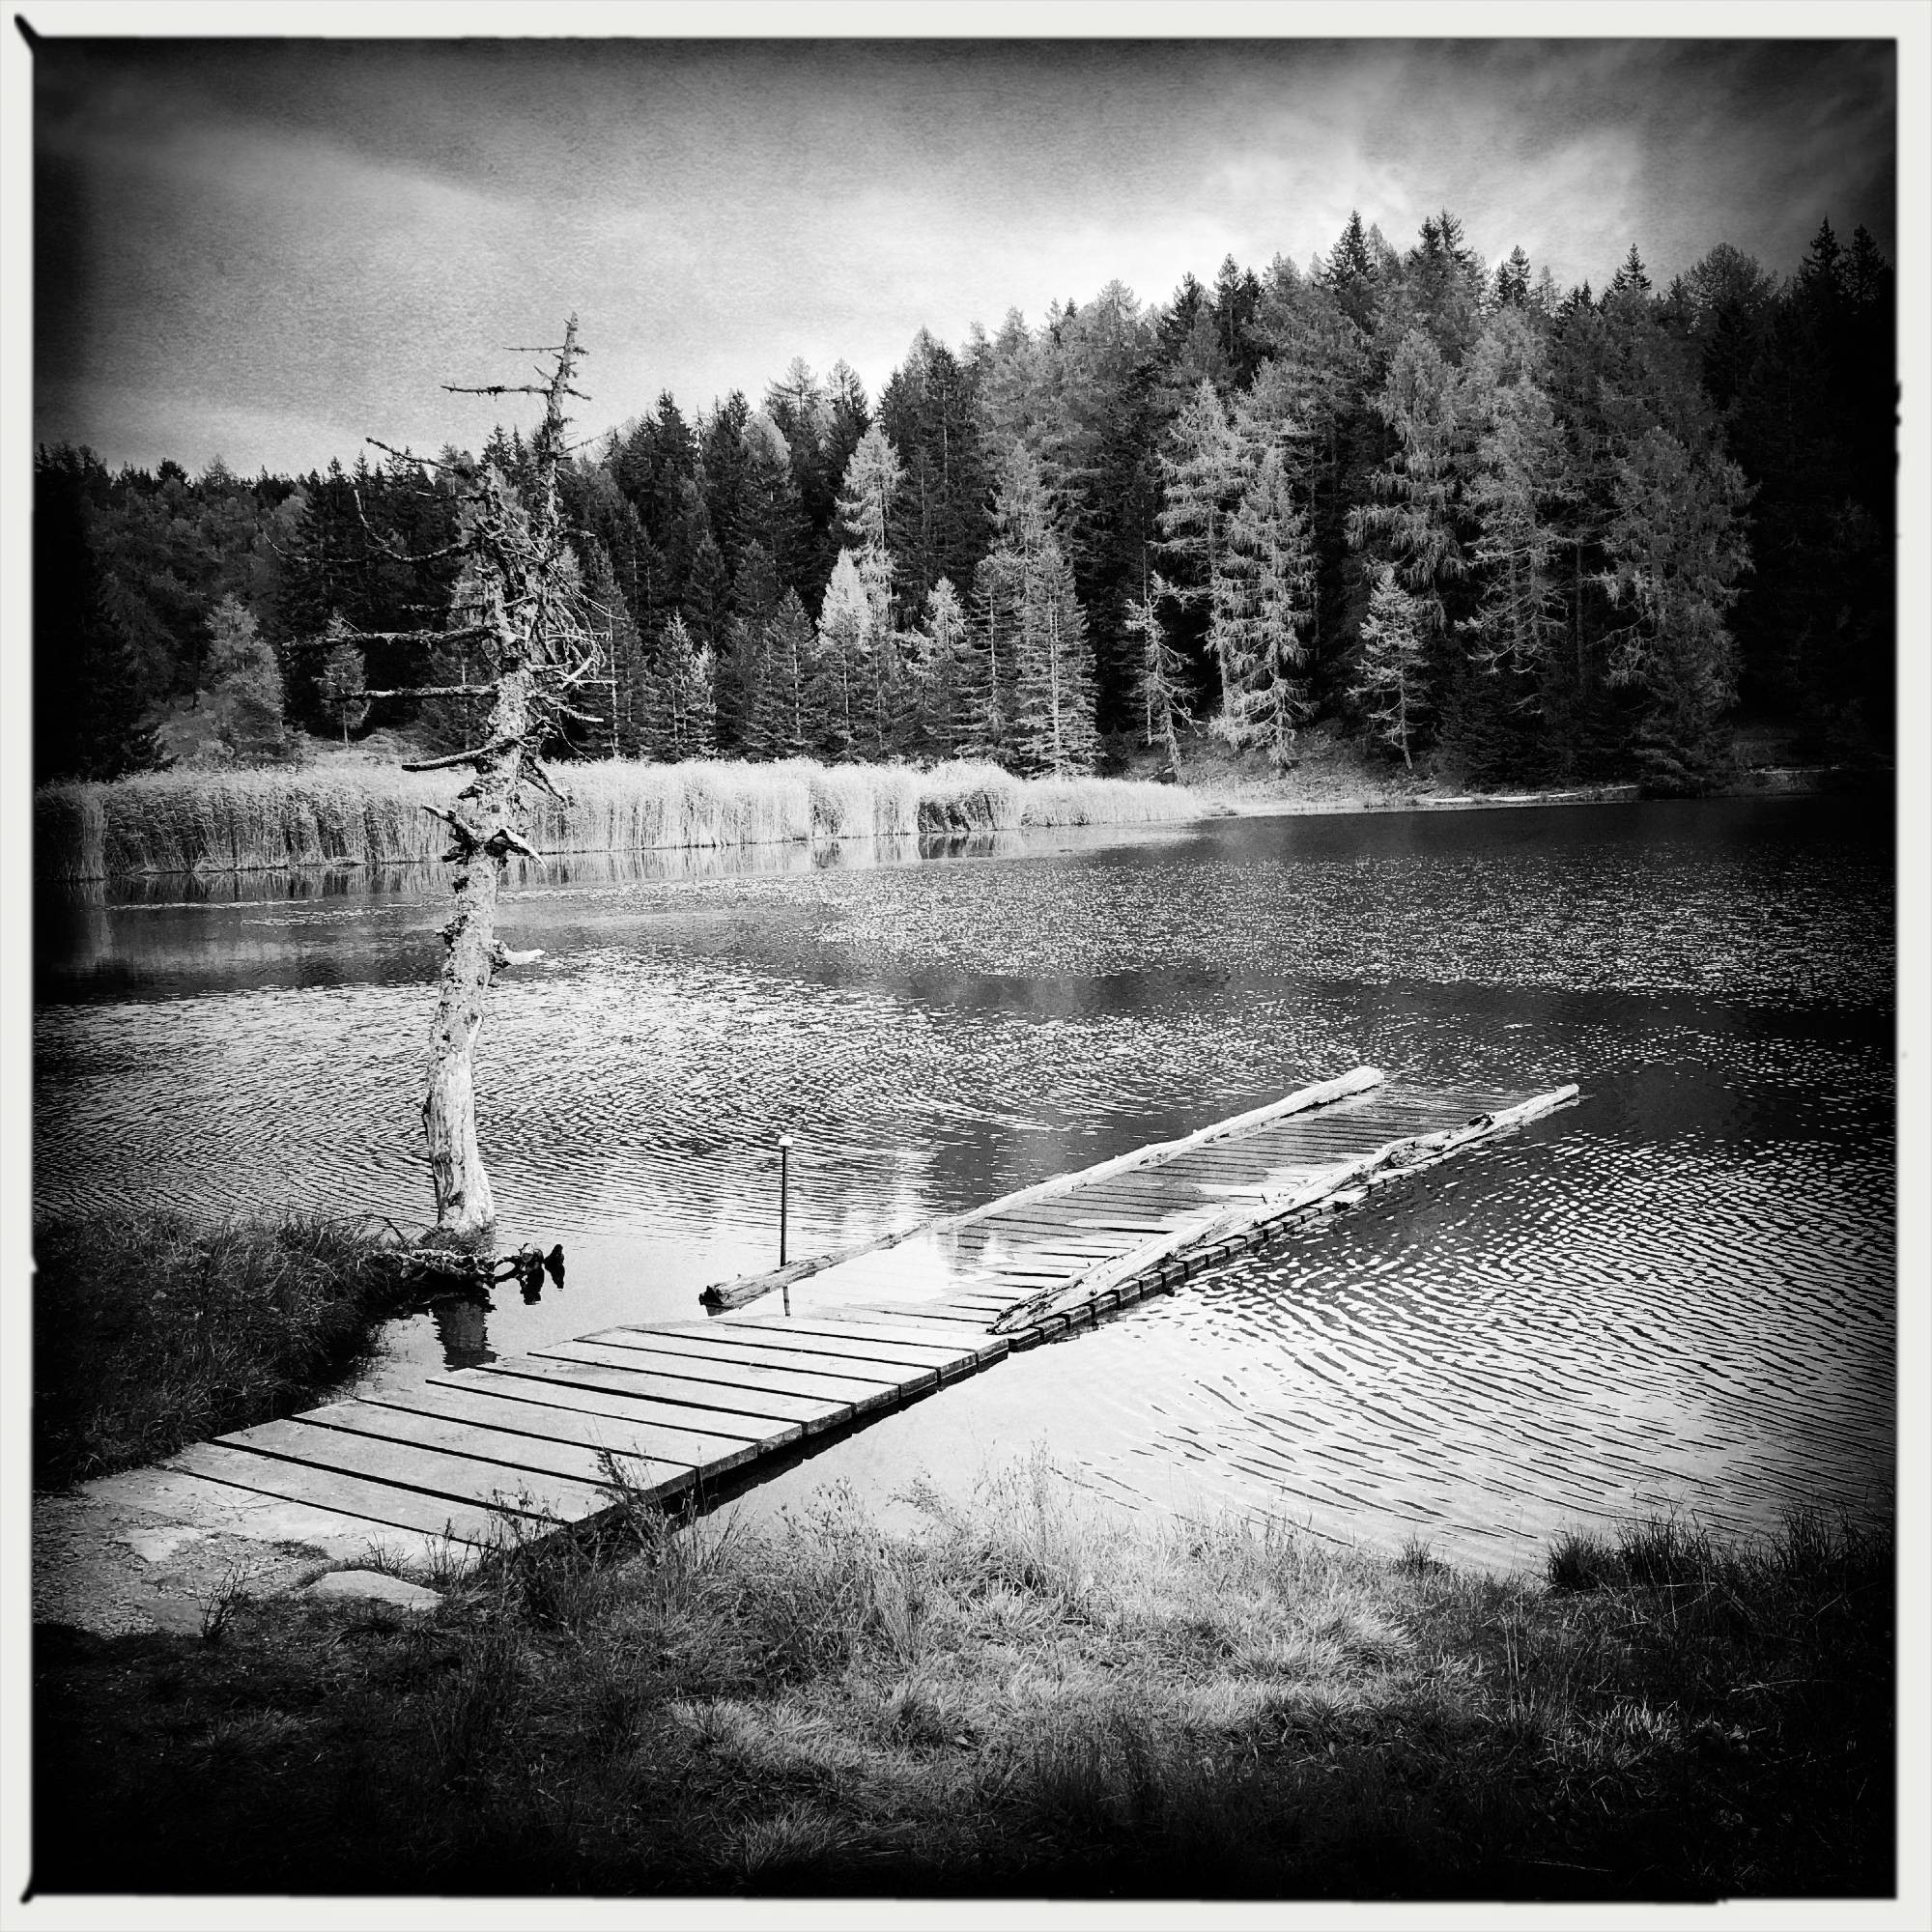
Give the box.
[584,1326,923,1385]
[214,1416,617,1520]
[550,1338,921,1412]
[913,1289,1024,1311]
[429,1372,766,1472]
[831,1302,1001,1330]
[526,1344,850,1430]
[743,1315,1008,1366]
[364,1383,703,1492]
[299,1400,692,1500]
[638,1322,969,1374]
[472,1359,805,1449]
[167,1441,515,1544]
[89,1466,486,1574]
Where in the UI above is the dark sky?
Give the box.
[33,34,1898,475]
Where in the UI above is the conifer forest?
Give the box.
[35,213,1895,797]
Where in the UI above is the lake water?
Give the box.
[34,798,1895,1569]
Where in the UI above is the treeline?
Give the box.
[35,212,1893,793]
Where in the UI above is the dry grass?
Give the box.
[35,757,1205,881]
[31,1454,1892,1899]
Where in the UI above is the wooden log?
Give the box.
[700,1065,1384,1310]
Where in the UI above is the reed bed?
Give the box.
[36,757,1205,882]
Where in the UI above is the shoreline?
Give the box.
[34,760,1873,891]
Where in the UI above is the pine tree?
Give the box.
[643,612,715,760]
[317,618,369,743]
[1122,574,1192,775]
[205,594,287,761]
[1350,566,1432,768]
[1157,380,1240,607]
[1598,426,1751,791]
[1492,245,1533,310]
[747,588,812,759]
[903,576,968,758]
[984,442,1099,775]
[810,550,870,760]
[962,549,1019,760]
[1347,328,1467,637]
[1210,448,1316,770]
[1319,210,1382,332]
[1157,379,1242,707]
[1458,313,1569,690]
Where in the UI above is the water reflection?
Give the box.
[430,1294,496,1371]
[33,798,1894,1565]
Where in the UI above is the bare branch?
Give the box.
[363,684,497,699]
[365,437,475,477]
[519,754,569,803]
[444,384,588,402]
[403,738,517,773]
[329,625,496,648]
[419,802,475,842]
[486,826,541,861]
[351,482,469,568]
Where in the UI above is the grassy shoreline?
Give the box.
[35,755,1206,883]
[31,1214,1892,1896]
[37,728,1871,886]
[32,1458,1891,1899]
[32,1209,406,1491]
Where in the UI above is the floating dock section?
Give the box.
[136,1065,1577,1570]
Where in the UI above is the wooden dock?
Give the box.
[139,1066,1577,1572]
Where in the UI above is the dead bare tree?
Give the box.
[334,317,607,1242]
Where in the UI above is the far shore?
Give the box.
[34,727,1877,887]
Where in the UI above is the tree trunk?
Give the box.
[421,665,535,1240]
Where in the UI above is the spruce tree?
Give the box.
[810,550,870,760]
[990,443,1099,776]
[1598,426,1751,791]
[643,612,716,760]
[205,594,288,762]
[1458,313,1569,690]
[961,549,1018,760]
[1210,448,1316,770]
[1158,380,1240,610]
[747,588,812,760]
[1350,565,1431,768]
[1348,328,1467,639]
[904,577,968,758]
[1122,574,1192,775]
[317,620,370,744]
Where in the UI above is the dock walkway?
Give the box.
[141,1066,1576,1572]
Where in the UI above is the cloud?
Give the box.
[35,37,1898,473]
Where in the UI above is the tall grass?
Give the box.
[32,1208,405,1489]
[32,1454,1895,1898]
[36,757,1205,882]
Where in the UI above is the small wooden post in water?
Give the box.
[779,1135,793,1316]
